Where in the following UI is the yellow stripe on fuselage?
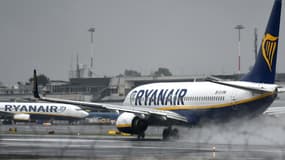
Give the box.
[157,92,274,111]
[116,124,132,128]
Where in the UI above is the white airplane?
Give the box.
[33,0,282,140]
[0,102,89,124]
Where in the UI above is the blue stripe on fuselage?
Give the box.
[171,94,276,125]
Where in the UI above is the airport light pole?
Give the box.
[254,28,258,60]
[234,24,245,75]
[88,27,95,77]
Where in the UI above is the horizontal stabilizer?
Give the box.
[208,80,278,93]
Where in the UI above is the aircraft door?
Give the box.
[231,90,239,111]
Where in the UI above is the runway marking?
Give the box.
[1,140,284,155]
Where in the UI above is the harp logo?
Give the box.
[262,33,278,72]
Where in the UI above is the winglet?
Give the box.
[33,69,40,98]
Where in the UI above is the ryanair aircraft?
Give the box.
[0,102,88,123]
[33,0,283,140]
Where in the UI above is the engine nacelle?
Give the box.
[13,114,30,121]
[116,112,148,134]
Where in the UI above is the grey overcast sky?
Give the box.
[0,0,284,85]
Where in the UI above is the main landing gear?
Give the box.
[137,132,145,140]
[162,126,179,140]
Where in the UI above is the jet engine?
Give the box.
[13,114,30,121]
[116,112,148,134]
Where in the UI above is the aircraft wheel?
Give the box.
[162,128,171,140]
[137,132,145,140]
[172,128,179,139]
[162,127,179,140]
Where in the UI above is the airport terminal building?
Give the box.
[1,73,285,102]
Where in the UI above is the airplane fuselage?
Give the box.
[0,102,88,121]
[124,81,278,124]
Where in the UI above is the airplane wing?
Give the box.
[37,96,188,122]
[32,70,188,123]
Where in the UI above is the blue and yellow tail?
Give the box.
[241,0,282,84]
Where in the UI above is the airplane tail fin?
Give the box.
[241,0,282,84]
[33,69,40,98]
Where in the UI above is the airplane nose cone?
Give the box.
[82,111,89,118]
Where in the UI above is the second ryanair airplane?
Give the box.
[0,102,88,124]
[33,0,283,140]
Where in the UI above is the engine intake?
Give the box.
[116,112,148,134]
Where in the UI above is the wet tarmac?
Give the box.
[0,115,285,160]
[1,134,285,160]
[1,115,285,160]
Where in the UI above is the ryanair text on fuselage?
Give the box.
[4,104,67,113]
[131,88,187,106]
